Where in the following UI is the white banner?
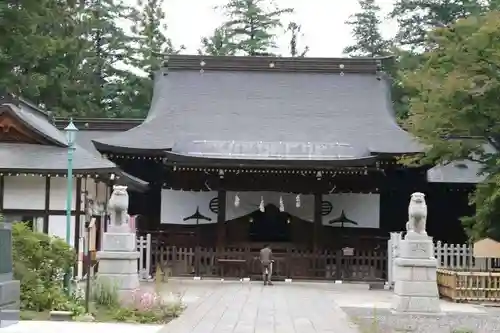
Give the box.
[160,190,217,224]
[322,193,380,228]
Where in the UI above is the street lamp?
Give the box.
[64,119,78,294]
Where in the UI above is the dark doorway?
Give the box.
[249,204,291,242]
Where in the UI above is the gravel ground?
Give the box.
[342,306,500,333]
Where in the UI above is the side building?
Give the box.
[0,94,146,277]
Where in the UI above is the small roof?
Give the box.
[3,99,68,146]
[0,95,115,175]
[426,142,495,184]
[0,142,117,173]
[427,160,485,184]
[94,55,422,165]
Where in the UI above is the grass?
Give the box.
[20,306,126,323]
[20,310,50,321]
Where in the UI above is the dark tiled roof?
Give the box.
[427,160,485,183]
[75,130,116,156]
[0,98,117,174]
[426,142,496,184]
[0,143,116,173]
[74,130,149,189]
[16,103,69,146]
[115,171,149,192]
[94,55,422,159]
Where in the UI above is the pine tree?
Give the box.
[131,0,182,74]
[122,0,184,118]
[199,27,237,56]
[219,0,293,56]
[74,0,139,117]
[287,22,309,57]
[343,0,389,57]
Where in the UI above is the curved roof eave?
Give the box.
[164,151,377,169]
[114,170,150,193]
[92,140,166,156]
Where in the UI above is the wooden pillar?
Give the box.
[43,176,50,233]
[313,193,322,251]
[73,178,82,278]
[103,182,113,233]
[216,189,227,249]
[0,175,4,212]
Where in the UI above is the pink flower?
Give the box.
[131,289,159,311]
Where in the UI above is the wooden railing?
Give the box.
[437,268,500,302]
[148,244,387,281]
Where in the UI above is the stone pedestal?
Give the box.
[0,222,19,328]
[96,226,139,301]
[391,232,441,314]
[0,278,20,328]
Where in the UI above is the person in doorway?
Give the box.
[260,244,273,285]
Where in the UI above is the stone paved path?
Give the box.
[160,282,360,333]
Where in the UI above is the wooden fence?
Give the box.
[137,234,152,281]
[437,269,500,302]
[137,235,387,281]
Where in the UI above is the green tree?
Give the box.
[343,0,390,57]
[219,0,293,56]
[199,26,237,56]
[389,0,484,50]
[118,0,183,118]
[0,0,82,110]
[402,11,500,240]
[287,22,309,57]
[390,48,425,119]
[0,0,140,118]
[131,0,182,74]
[74,0,139,118]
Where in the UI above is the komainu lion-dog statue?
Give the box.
[406,192,427,235]
[107,185,129,226]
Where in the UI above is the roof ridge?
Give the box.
[18,97,50,118]
[162,55,392,74]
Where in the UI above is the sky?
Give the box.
[132,0,399,57]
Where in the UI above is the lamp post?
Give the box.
[64,119,78,294]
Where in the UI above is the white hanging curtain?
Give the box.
[160,189,218,224]
[225,191,314,221]
[321,193,381,228]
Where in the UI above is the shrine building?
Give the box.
[0,55,487,281]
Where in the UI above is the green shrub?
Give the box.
[12,222,76,312]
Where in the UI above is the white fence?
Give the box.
[136,233,152,281]
[387,232,493,286]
